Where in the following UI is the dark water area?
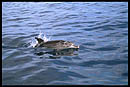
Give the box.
[2,2,128,85]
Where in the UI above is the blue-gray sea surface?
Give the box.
[2,2,128,85]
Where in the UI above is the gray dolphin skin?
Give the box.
[35,37,79,49]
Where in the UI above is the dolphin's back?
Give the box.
[35,38,79,49]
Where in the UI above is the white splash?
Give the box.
[29,39,37,48]
[43,34,51,42]
[38,31,51,42]
[29,31,51,48]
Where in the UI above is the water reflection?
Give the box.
[34,48,79,58]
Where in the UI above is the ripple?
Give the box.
[27,23,41,27]
[53,32,81,37]
[65,71,87,78]
[3,24,21,28]
[53,21,91,27]
[51,60,75,66]
[39,11,53,14]
[6,17,31,21]
[93,45,120,51]
[82,42,96,46]
[78,59,128,67]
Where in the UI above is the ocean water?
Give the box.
[2,2,128,85]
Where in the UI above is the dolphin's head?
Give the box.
[35,37,44,44]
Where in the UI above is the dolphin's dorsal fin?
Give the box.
[35,37,44,44]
